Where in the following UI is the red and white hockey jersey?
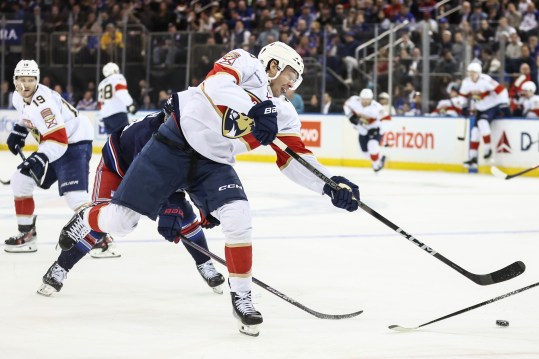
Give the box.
[459,74,509,112]
[430,96,466,117]
[342,96,391,134]
[12,84,93,162]
[97,73,134,117]
[176,48,332,194]
[521,95,539,118]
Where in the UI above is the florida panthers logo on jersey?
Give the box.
[217,51,241,66]
[222,108,253,139]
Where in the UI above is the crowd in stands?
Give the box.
[1,0,539,117]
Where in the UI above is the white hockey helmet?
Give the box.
[522,81,536,94]
[258,41,304,90]
[13,59,40,84]
[359,88,374,100]
[103,62,120,77]
[467,62,482,74]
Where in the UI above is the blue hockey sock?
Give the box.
[58,245,87,271]
[181,226,211,265]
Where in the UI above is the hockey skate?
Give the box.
[5,215,37,253]
[90,234,121,259]
[230,290,263,337]
[196,260,225,294]
[373,155,386,173]
[483,148,493,159]
[463,156,478,167]
[59,210,90,251]
[37,261,67,296]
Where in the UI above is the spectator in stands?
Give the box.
[509,63,532,115]
[378,92,396,115]
[475,19,495,51]
[70,24,88,64]
[100,23,124,63]
[235,0,255,30]
[76,90,97,111]
[141,94,154,110]
[375,9,391,31]
[481,48,502,77]
[451,31,466,67]
[233,20,251,48]
[495,17,517,42]
[286,89,305,114]
[256,19,279,48]
[505,3,522,29]
[43,4,67,33]
[506,30,524,74]
[290,18,309,48]
[332,4,346,27]
[469,4,488,32]
[519,3,539,42]
[340,31,361,85]
[528,35,539,58]
[1,80,14,109]
[297,4,316,30]
[434,49,459,76]
[279,7,297,33]
[396,29,415,55]
[457,1,472,27]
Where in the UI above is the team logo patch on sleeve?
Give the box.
[40,108,57,128]
[217,51,241,66]
[222,108,253,139]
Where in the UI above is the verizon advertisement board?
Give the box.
[0,109,537,175]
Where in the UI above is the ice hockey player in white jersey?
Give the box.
[56,42,360,337]
[97,62,137,134]
[343,88,391,172]
[429,86,466,117]
[5,59,93,252]
[458,62,509,166]
[518,81,539,118]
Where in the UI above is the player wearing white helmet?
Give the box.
[459,62,509,166]
[55,42,359,337]
[97,62,137,134]
[5,59,93,253]
[519,81,539,117]
[343,88,391,172]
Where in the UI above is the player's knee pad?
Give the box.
[10,170,36,197]
[96,203,141,236]
[213,200,252,245]
[470,126,480,142]
[477,119,491,135]
[64,190,91,211]
[367,138,380,154]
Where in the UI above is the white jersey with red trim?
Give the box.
[343,96,391,132]
[521,95,539,117]
[12,84,93,162]
[431,96,466,116]
[459,74,509,112]
[176,48,332,194]
[97,73,134,117]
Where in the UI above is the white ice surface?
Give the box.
[1,150,538,359]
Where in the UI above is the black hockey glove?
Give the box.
[163,96,175,116]
[17,152,49,185]
[248,100,278,146]
[348,114,360,125]
[199,210,220,229]
[127,103,138,115]
[7,124,28,155]
[323,176,359,212]
[157,193,186,243]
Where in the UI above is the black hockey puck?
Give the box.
[496,320,509,327]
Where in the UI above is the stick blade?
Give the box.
[388,324,419,332]
[471,261,526,285]
[490,166,508,179]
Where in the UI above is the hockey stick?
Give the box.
[455,97,467,141]
[179,235,363,320]
[272,138,525,286]
[491,165,539,180]
[15,145,43,186]
[389,280,539,332]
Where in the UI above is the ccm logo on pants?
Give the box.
[218,184,243,191]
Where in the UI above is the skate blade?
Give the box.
[5,244,38,253]
[238,322,260,337]
[37,284,57,297]
[211,284,224,295]
[90,248,121,259]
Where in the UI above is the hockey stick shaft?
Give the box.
[272,138,525,286]
[389,280,539,331]
[505,164,539,180]
[15,145,41,185]
[179,235,362,320]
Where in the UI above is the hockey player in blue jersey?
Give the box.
[55,42,359,337]
[38,108,225,296]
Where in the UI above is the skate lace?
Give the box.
[65,215,90,240]
[197,261,219,280]
[234,292,257,315]
[50,264,67,282]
